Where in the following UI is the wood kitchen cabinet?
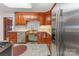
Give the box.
[15,12,51,25]
[36,32,52,44]
[38,13,45,25]
[45,15,51,25]
[4,17,12,40]
[45,11,51,25]
[15,13,26,25]
[8,32,17,43]
[36,32,52,55]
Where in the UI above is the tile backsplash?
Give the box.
[26,21,40,30]
[14,25,51,34]
[14,21,40,31]
[38,25,51,34]
[14,26,27,31]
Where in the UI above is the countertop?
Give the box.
[8,29,29,32]
[0,43,12,53]
[8,30,51,35]
[8,25,51,35]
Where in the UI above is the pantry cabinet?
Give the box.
[45,11,51,25]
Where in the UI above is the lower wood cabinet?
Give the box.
[36,32,52,44]
[8,32,17,43]
[8,31,51,44]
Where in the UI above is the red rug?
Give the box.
[13,45,27,56]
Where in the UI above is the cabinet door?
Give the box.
[37,32,52,44]
[4,18,12,40]
[37,32,46,44]
[45,15,51,25]
[45,35,52,44]
[15,13,26,25]
[20,14,26,25]
[36,32,42,44]
[8,32,17,43]
[39,14,45,25]
[45,11,51,25]
[15,14,19,25]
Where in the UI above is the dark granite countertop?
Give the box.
[0,43,11,53]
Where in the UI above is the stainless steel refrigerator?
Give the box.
[52,3,79,56]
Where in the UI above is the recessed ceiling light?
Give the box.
[3,3,32,8]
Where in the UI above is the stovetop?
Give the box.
[0,42,10,48]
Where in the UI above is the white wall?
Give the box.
[0,12,15,41]
[0,16,3,41]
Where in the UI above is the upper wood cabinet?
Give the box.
[15,12,51,25]
[38,13,45,25]
[15,13,26,25]
[45,11,51,25]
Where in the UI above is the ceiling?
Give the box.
[0,3,54,13]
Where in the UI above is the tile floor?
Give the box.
[13,43,79,56]
[13,43,57,56]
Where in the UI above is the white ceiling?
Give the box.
[0,3,54,13]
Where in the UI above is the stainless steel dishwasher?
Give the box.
[17,32,25,43]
